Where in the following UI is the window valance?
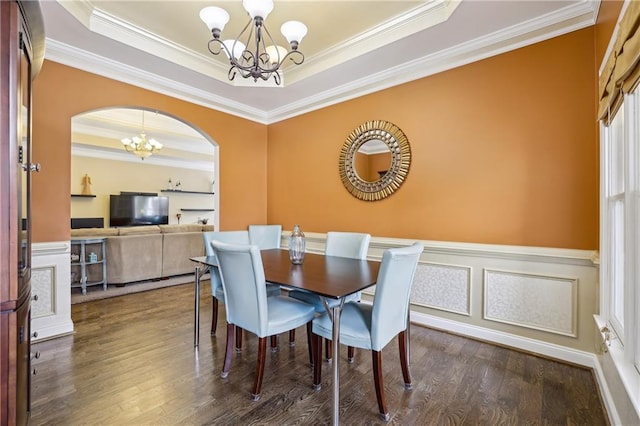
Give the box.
[599,1,640,123]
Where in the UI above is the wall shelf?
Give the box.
[180,208,215,212]
[161,189,214,195]
[71,194,96,198]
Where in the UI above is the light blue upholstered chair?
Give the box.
[202,230,280,338]
[211,241,316,401]
[248,224,282,249]
[311,242,423,421]
[289,231,371,359]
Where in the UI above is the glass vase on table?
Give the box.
[289,225,306,264]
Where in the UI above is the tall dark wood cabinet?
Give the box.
[0,1,44,425]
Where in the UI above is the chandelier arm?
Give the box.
[259,24,280,72]
[207,38,232,59]
[278,50,305,67]
[236,18,257,68]
[271,71,281,85]
[228,66,238,81]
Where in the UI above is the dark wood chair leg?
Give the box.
[325,339,332,362]
[406,311,411,365]
[312,333,322,389]
[306,322,313,365]
[210,297,218,336]
[235,327,243,352]
[398,330,412,389]
[270,335,278,352]
[347,346,355,363]
[372,350,389,421]
[221,323,234,378]
[289,329,296,347]
[252,337,267,401]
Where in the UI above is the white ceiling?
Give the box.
[42,0,600,125]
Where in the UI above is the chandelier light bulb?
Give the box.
[199,6,230,34]
[265,45,287,65]
[281,21,307,47]
[242,0,274,20]
[222,39,246,60]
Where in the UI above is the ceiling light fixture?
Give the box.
[200,0,307,85]
[121,110,163,160]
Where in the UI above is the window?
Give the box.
[600,87,640,377]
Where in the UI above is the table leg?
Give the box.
[194,266,201,348]
[331,299,344,426]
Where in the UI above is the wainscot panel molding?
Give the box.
[31,241,74,340]
[483,269,578,337]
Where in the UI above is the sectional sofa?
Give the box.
[70,223,214,285]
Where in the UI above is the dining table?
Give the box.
[190,248,380,426]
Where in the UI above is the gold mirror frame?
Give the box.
[339,120,411,201]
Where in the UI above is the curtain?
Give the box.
[599,1,640,122]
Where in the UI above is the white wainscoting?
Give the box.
[31,241,74,340]
[483,268,578,337]
[293,232,598,362]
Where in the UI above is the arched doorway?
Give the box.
[70,107,219,230]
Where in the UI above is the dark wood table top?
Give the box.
[191,249,380,300]
[260,249,380,299]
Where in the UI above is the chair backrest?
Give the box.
[203,231,251,296]
[325,232,371,260]
[248,224,282,249]
[211,241,268,336]
[371,242,423,351]
[203,230,250,257]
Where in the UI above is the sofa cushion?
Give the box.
[117,225,161,236]
[161,232,205,277]
[159,224,203,233]
[71,227,119,237]
[106,234,163,284]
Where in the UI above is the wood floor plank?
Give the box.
[30,283,609,425]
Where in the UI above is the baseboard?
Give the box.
[410,311,595,366]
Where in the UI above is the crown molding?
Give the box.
[45,1,598,125]
[45,39,270,124]
[71,143,214,172]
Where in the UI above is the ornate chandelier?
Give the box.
[121,111,163,160]
[200,0,307,85]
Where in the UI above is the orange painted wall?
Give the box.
[32,61,267,242]
[267,28,598,249]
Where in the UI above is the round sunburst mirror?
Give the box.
[339,120,411,201]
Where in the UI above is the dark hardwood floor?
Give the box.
[30,283,608,425]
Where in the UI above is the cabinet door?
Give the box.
[15,297,31,426]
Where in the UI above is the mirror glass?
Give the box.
[339,120,411,202]
[354,140,392,182]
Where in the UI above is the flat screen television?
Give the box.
[109,194,169,227]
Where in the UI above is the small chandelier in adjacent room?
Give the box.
[121,110,163,160]
[200,0,307,85]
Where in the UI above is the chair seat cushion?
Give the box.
[288,289,360,313]
[313,302,373,350]
[265,296,316,337]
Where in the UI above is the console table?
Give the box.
[71,237,107,295]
